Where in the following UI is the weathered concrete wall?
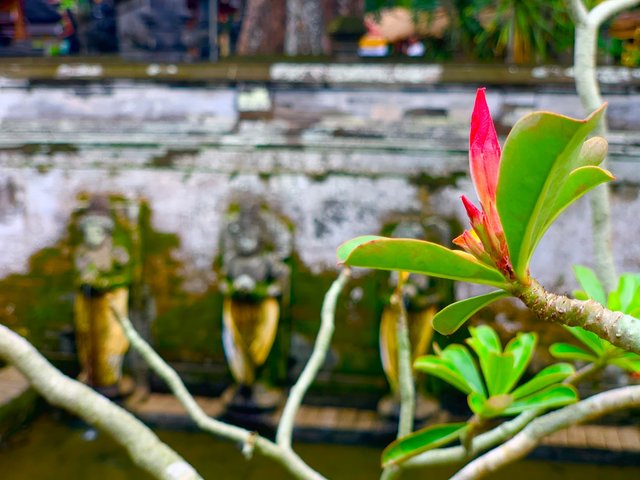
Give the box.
[1,76,640,399]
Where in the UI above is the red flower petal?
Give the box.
[470,88,501,211]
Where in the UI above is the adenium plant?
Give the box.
[338,88,640,354]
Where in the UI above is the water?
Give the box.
[0,415,638,479]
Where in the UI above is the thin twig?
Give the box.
[277,269,350,448]
[112,307,326,480]
[451,385,640,480]
[393,280,415,439]
[0,324,202,480]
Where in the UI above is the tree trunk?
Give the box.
[236,0,286,55]
[285,0,326,55]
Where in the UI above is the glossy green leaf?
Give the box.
[440,345,486,397]
[608,291,622,312]
[541,166,613,234]
[468,325,502,354]
[573,265,606,305]
[503,385,578,416]
[503,332,538,392]
[549,343,598,363]
[468,391,487,416]
[433,290,509,335]
[512,363,575,400]
[496,106,606,280]
[414,356,473,394]
[610,357,640,373]
[337,237,507,287]
[467,326,504,388]
[565,326,606,356]
[484,351,515,396]
[572,290,590,301]
[381,423,468,467]
[616,274,639,312]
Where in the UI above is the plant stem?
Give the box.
[450,385,640,480]
[393,284,415,439]
[277,269,350,448]
[113,309,326,480]
[565,362,604,385]
[0,324,202,480]
[111,308,324,480]
[516,278,640,354]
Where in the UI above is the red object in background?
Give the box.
[0,0,28,42]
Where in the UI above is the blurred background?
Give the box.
[0,0,639,65]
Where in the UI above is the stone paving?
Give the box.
[128,392,640,455]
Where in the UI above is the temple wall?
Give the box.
[1,70,640,400]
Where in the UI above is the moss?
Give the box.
[409,171,466,189]
[148,148,201,169]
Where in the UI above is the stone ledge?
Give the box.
[1,58,640,88]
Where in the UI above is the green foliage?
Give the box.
[365,0,440,13]
[339,105,611,336]
[415,326,577,419]
[549,267,640,373]
[382,325,577,466]
[381,422,468,467]
[496,107,608,281]
[337,237,508,287]
[432,290,509,335]
[470,0,574,63]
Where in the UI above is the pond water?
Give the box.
[1,415,639,480]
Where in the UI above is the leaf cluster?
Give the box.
[339,107,611,335]
[382,325,577,466]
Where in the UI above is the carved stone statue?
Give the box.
[219,199,291,406]
[378,219,452,419]
[74,197,131,397]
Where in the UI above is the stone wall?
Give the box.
[1,73,640,401]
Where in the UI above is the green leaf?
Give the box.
[468,391,487,416]
[572,290,590,301]
[503,332,538,392]
[496,106,606,280]
[608,291,622,312]
[549,343,599,363]
[484,351,515,396]
[337,237,507,287]
[440,345,486,397]
[468,325,502,354]
[512,363,575,400]
[433,290,509,335]
[573,265,606,305]
[381,423,468,467]
[610,357,640,373]
[616,274,639,313]
[542,166,613,234]
[467,326,504,389]
[565,326,606,356]
[414,356,473,394]
[503,385,578,416]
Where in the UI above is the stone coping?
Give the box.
[1,57,640,87]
